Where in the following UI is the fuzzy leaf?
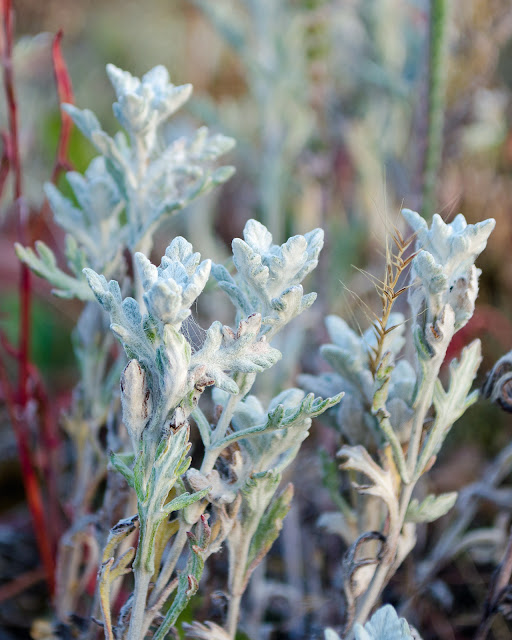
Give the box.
[246,483,293,579]
[241,470,282,520]
[192,315,281,394]
[353,604,421,640]
[338,445,398,523]
[216,220,324,336]
[135,240,211,330]
[16,242,94,301]
[404,208,495,330]
[62,104,102,139]
[98,558,115,640]
[110,452,135,488]
[405,492,458,524]
[416,340,482,476]
[213,403,285,451]
[162,488,210,515]
[235,389,343,474]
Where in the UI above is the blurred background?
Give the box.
[2,0,512,638]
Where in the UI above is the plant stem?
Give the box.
[227,593,243,639]
[348,351,445,635]
[50,30,74,183]
[2,0,30,404]
[253,4,284,244]
[128,566,152,640]
[421,0,449,218]
[226,533,252,639]
[348,481,415,637]
[201,373,248,475]
[128,505,163,640]
[0,350,55,594]
[406,362,439,479]
[148,525,188,608]
[1,0,58,596]
[128,519,155,640]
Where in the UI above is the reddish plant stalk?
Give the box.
[42,28,75,554]
[50,29,74,183]
[0,355,55,594]
[2,0,30,403]
[1,0,57,594]
[0,130,10,199]
[33,373,63,553]
[37,30,74,234]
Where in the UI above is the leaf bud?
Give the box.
[121,359,152,450]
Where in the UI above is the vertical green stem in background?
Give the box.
[254,3,285,244]
[421,0,449,218]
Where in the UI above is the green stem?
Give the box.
[201,373,251,475]
[226,533,252,639]
[348,354,445,635]
[406,369,437,479]
[227,593,243,639]
[127,565,152,640]
[407,343,447,479]
[421,0,449,218]
[127,516,156,640]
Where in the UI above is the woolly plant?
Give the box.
[16,62,235,626]
[17,63,340,640]
[302,209,495,637]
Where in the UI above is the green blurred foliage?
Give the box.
[0,292,75,383]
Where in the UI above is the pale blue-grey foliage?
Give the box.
[135,238,211,329]
[300,311,413,446]
[414,339,482,477]
[403,209,495,331]
[310,210,493,632]
[198,384,341,618]
[354,605,421,640]
[15,58,339,639]
[324,605,421,640]
[405,492,458,524]
[211,386,342,478]
[303,209,492,457]
[66,64,235,251]
[84,235,282,446]
[88,217,339,640]
[16,64,235,300]
[213,219,323,338]
[46,157,123,271]
[194,0,315,242]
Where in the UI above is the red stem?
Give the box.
[50,29,74,183]
[0,355,55,594]
[0,130,10,199]
[42,27,75,553]
[2,0,30,403]
[1,0,56,594]
[33,374,63,552]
